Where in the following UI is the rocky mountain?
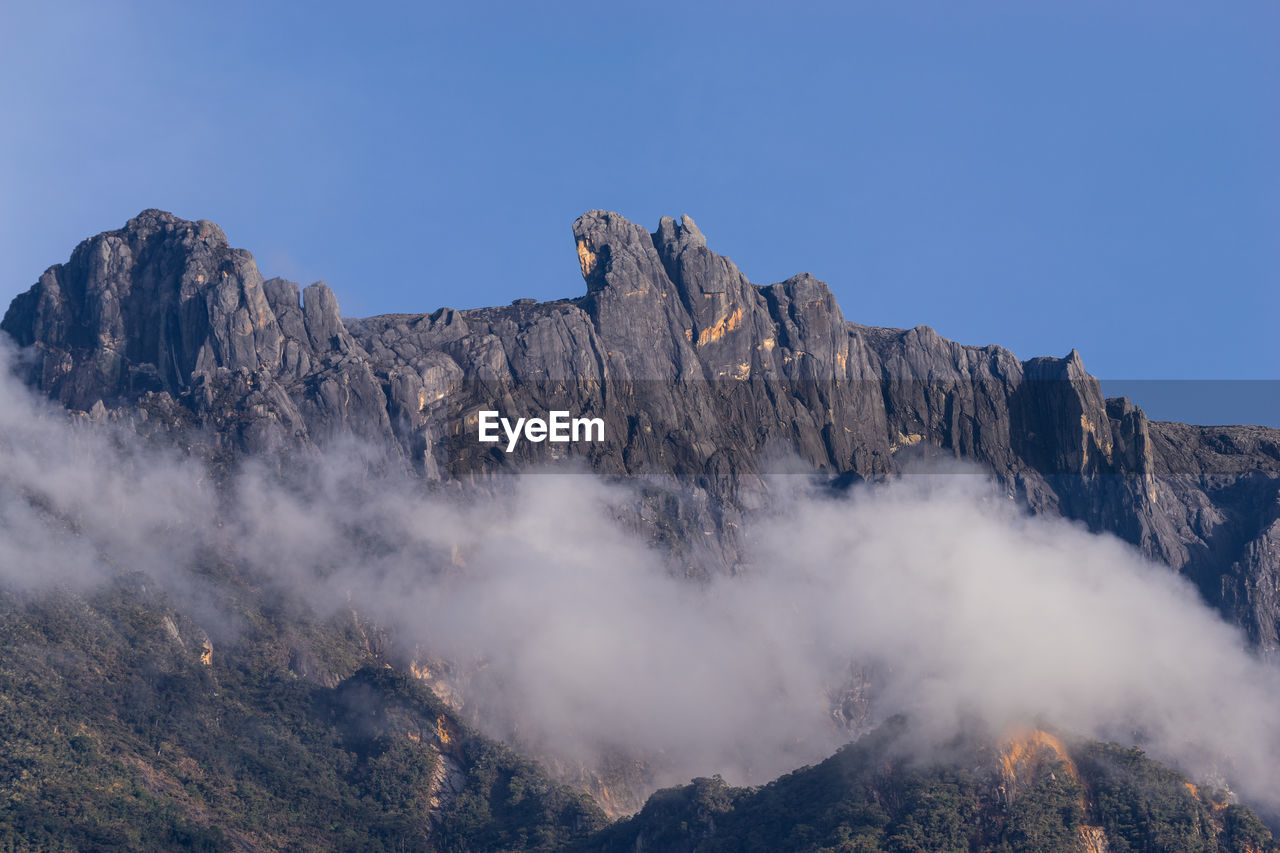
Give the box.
[4,210,1280,851]
[5,209,1279,643]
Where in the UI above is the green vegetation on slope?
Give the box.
[1,576,1274,852]
[0,577,605,852]
[576,719,1278,853]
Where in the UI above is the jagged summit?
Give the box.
[655,213,706,249]
[122,208,228,242]
[1,208,359,420]
[4,210,1280,648]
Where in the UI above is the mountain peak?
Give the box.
[655,213,706,251]
[571,209,657,293]
[4,210,1279,659]
[118,208,229,246]
[1,209,274,409]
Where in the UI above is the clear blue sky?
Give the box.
[2,2,1277,424]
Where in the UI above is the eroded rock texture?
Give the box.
[5,209,1279,646]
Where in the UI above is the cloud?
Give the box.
[2,337,1279,812]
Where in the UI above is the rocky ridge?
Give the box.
[4,209,1279,647]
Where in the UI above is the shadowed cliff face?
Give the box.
[3,209,1279,648]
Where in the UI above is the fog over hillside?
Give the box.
[4,337,1279,814]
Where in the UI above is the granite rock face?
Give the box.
[3,210,393,454]
[5,209,1280,646]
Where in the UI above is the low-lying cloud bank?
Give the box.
[2,340,1278,810]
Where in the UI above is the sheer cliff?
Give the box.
[4,209,1278,648]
